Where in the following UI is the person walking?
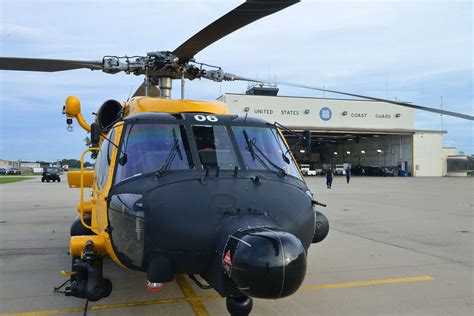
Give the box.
[345,167,351,184]
[326,168,333,189]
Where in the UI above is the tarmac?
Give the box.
[0,175,473,315]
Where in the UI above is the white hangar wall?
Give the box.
[413,132,444,177]
[219,93,446,177]
[220,93,415,131]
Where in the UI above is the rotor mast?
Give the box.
[158,77,172,99]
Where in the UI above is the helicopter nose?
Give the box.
[222,227,306,299]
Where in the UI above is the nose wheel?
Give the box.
[226,295,253,316]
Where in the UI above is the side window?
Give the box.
[107,129,116,165]
[95,133,111,189]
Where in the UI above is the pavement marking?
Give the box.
[175,274,210,316]
[0,275,433,316]
[0,294,220,316]
[300,275,434,291]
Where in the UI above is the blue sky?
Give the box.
[0,0,472,162]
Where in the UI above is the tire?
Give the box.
[226,296,253,316]
[70,215,94,236]
[312,211,329,244]
[46,179,50,183]
[41,178,45,182]
[58,178,61,183]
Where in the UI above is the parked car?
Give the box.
[7,168,21,175]
[334,164,345,175]
[0,168,6,175]
[307,169,317,176]
[382,167,395,177]
[300,164,316,176]
[300,164,310,175]
[352,165,365,176]
[364,166,393,177]
[42,167,61,182]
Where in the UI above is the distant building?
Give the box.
[0,159,53,172]
[21,162,41,169]
[0,159,20,169]
[219,89,459,177]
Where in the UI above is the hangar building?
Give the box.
[219,88,447,177]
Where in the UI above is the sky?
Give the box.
[0,0,472,162]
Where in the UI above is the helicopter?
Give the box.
[0,1,472,315]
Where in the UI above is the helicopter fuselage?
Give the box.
[66,97,327,301]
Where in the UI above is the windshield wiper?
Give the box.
[243,130,256,160]
[173,127,183,161]
[242,130,286,178]
[156,128,183,177]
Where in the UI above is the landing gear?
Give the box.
[65,241,112,302]
[70,215,94,236]
[312,211,329,244]
[226,295,253,316]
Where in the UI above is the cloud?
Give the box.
[0,23,46,41]
[0,0,472,160]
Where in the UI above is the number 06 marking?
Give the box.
[194,115,218,122]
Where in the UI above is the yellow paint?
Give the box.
[75,201,92,214]
[67,171,94,188]
[91,124,127,268]
[0,294,220,316]
[64,96,81,116]
[175,274,210,316]
[0,275,433,316]
[69,235,107,257]
[299,275,433,292]
[79,147,99,230]
[64,96,91,132]
[60,271,76,276]
[126,97,229,115]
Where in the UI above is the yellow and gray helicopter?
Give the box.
[0,1,472,315]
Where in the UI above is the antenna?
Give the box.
[181,73,185,100]
[144,75,149,97]
[385,57,389,98]
[440,96,443,130]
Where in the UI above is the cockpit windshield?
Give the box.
[113,117,303,183]
[192,125,239,170]
[115,123,192,183]
[233,126,301,179]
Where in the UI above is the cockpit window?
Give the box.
[192,125,238,170]
[233,126,302,179]
[115,123,192,183]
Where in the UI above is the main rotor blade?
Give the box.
[231,75,474,121]
[0,57,103,72]
[172,0,299,61]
